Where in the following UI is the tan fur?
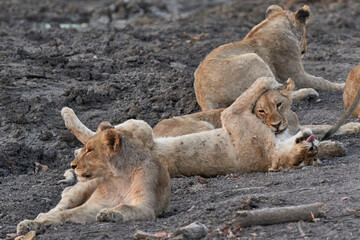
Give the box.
[17,120,170,235]
[154,82,360,161]
[153,108,224,137]
[343,63,360,118]
[59,78,321,179]
[194,5,344,110]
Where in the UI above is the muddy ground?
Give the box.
[0,0,359,239]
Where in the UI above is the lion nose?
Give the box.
[71,164,77,169]
[271,122,281,130]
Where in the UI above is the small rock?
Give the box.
[170,222,208,240]
[125,56,139,62]
[170,62,187,70]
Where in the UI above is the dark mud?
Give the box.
[0,0,359,239]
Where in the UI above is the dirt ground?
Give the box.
[0,0,359,239]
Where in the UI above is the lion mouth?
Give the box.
[274,128,286,135]
[81,173,92,178]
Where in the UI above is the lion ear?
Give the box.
[280,78,295,96]
[102,129,121,152]
[295,5,310,24]
[266,5,283,19]
[97,121,113,133]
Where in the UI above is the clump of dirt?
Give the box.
[0,0,359,239]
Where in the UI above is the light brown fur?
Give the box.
[17,120,170,235]
[343,63,360,118]
[153,108,223,138]
[194,5,344,110]
[59,78,322,178]
[154,80,358,161]
[155,78,319,175]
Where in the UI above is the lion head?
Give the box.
[264,5,310,55]
[254,78,294,135]
[70,120,154,182]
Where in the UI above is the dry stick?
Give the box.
[233,202,324,227]
[322,89,360,140]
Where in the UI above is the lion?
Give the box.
[194,4,344,110]
[343,63,360,118]
[17,120,171,235]
[156,91,360,163]
[154,78,360,161]
[59,77,329,178]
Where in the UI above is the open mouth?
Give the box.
[296,133,315,143]
[274,128,286,135]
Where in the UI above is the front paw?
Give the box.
[17,220,44,235]
[96,209,124,222]
[295,129,313,143]
[307,88,319,99]
[294,129,319,164]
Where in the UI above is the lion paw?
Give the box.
[295,129,314,143]
[306,88,319,99]
[96,209,124,222]
[318,140,346,159]
[294,129,319,163]
[291,88,319,101]
[61,107,75,119]
[17,220,44,235]
[340,122,360,135]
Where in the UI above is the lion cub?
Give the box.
[17,121,170,235]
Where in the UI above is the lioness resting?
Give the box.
[343,63,360,118]
[17,120,171,235]
[61,77,323,178]
[194,5,344,110]
[154,78,359,160]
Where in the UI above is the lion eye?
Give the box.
[86,149,93,153]
[276,102,282,109]
[258,109,265,114]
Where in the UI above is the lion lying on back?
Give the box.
[194,5,344,110]
[154,78,360,160]
[17,120,170,235]
[60,77,323,178]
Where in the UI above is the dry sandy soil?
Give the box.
[0,0,359,239]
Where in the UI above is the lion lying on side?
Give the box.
[17,120,171,235]
[194,5,344,110]
[343,63,360,118]
[61,77,322,178]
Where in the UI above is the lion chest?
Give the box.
[90,178,133,207]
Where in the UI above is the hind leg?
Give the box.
[317,140,346,160]
[301,122,360,136]
[293,72,344,91]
